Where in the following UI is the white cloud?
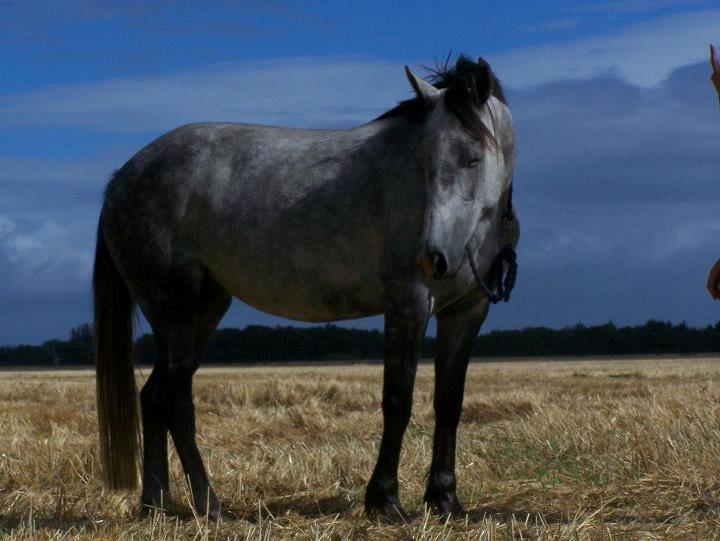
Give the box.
[488,9,720,88]
[0,57,407,131]
[0,216,92,293]
[646,218,720,262]
[1,9,716,135]
[0,216,15,236]
[0,156,120,189]
[527,18,580,33]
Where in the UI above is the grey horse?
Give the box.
[93,55,518,520]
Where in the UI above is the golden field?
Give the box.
[2,358,720,539]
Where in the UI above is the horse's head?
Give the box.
[410,56,515,282]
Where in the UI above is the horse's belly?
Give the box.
[202,244,386,322]
[219,272,384,322]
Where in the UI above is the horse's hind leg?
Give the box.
[140,365,171,512]
[166,273,230,518]
[139,266,230,518]
[138,265,202,513]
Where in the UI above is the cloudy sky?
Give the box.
[1,1,720,344]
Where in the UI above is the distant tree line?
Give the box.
[3,320,720,367]
[0,323,94,367]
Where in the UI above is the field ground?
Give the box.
[3,358,720,539]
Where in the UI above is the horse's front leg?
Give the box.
[365,289,430,521]
[424,295,489,517]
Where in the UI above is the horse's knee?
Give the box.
[167,362,198,387]
[140,373,167,418]
[382,393,413,428]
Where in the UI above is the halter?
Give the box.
[465,184,518,304]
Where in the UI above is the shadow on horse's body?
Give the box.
[93,54,518,521]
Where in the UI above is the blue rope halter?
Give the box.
[466,185,518,304]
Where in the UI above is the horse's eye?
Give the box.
[466,158,480,169]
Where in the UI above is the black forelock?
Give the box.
[373,54,506,146]
[425,53,506,105]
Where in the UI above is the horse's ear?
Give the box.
[474,57,494,105]
[405,66,440,103]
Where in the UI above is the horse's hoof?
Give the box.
[365,496,410,523]
[139,495,185,517]
[424,492,466,519]
[192,495,225,522]
[202,505,227,522]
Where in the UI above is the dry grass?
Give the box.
[3,358,720,539]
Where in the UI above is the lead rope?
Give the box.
[466,185,518,304]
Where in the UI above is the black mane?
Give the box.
[374,96,426,123]
[426,53,506,105]
[374,54,506,141]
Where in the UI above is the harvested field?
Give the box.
[2,358,720,539]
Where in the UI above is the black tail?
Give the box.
[93,219,140,490]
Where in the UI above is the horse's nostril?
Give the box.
[430,251,449,279]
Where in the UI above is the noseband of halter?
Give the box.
[466,184,518,304]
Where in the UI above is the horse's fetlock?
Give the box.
[367,474,398,495]
[428,470,456,492]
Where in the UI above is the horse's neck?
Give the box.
[348,118,422,186]
[291,118,424,242]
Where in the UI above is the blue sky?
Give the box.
[1,1,720,344]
